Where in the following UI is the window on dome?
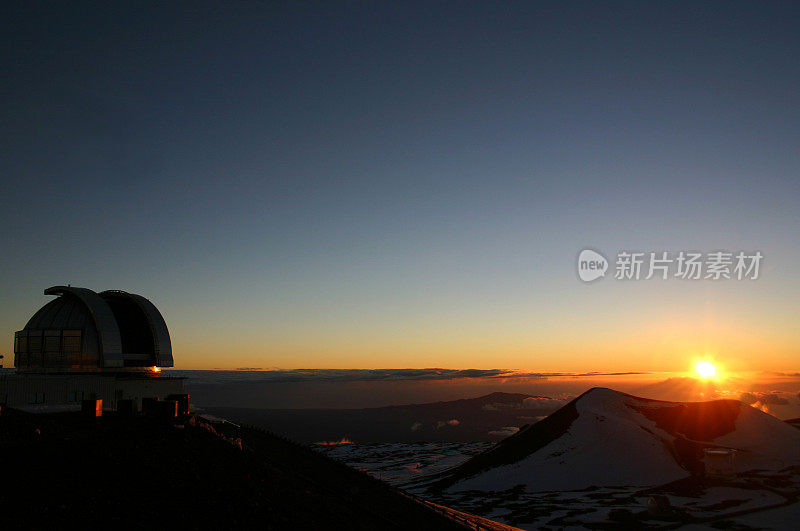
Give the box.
[62,331,81,353]
[44,334,60,353]
[28,333,42,353]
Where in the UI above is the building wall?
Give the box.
[0,374,185,409]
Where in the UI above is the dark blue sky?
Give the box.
[2,1,798,370]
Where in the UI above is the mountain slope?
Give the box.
[427,387,800,493]
[203,392,564,443]
[0,408,479,530]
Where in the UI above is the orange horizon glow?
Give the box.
[161,311,798,373]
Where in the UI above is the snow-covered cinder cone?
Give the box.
[426,388,800,493]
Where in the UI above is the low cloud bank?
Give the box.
[740,390,800,419]
[313,438,354,446]
[482,396,571,411]
[172,368,649,385]
[488,426,520,437]
[522,396,570,409]
[741,392,790,406]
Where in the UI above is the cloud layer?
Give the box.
[170,368,647,384]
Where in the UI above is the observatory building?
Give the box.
[0,286,184,410]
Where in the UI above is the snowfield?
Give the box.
[432,388,800,493]
[320,388,800,529]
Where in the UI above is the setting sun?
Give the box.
[695,361,717,379]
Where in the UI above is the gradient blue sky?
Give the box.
[1,1,798,371]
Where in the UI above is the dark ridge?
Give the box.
[630,400,743,475]
[630,400,741,441]
[470,392,547,402]
[359,391,543,410]
[0,408,471,530]
[198,390,565,444]
[670,437,710,475]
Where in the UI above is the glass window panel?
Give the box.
[29,336,42,352]
[44,335,59,353]
[62,334,81,352]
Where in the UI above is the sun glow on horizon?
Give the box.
[695,361,717,380]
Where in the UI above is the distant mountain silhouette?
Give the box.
[203,392,565,443]
[631,376,728,402]
[425,388,800,492]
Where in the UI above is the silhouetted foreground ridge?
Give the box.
[0,408,502,530]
